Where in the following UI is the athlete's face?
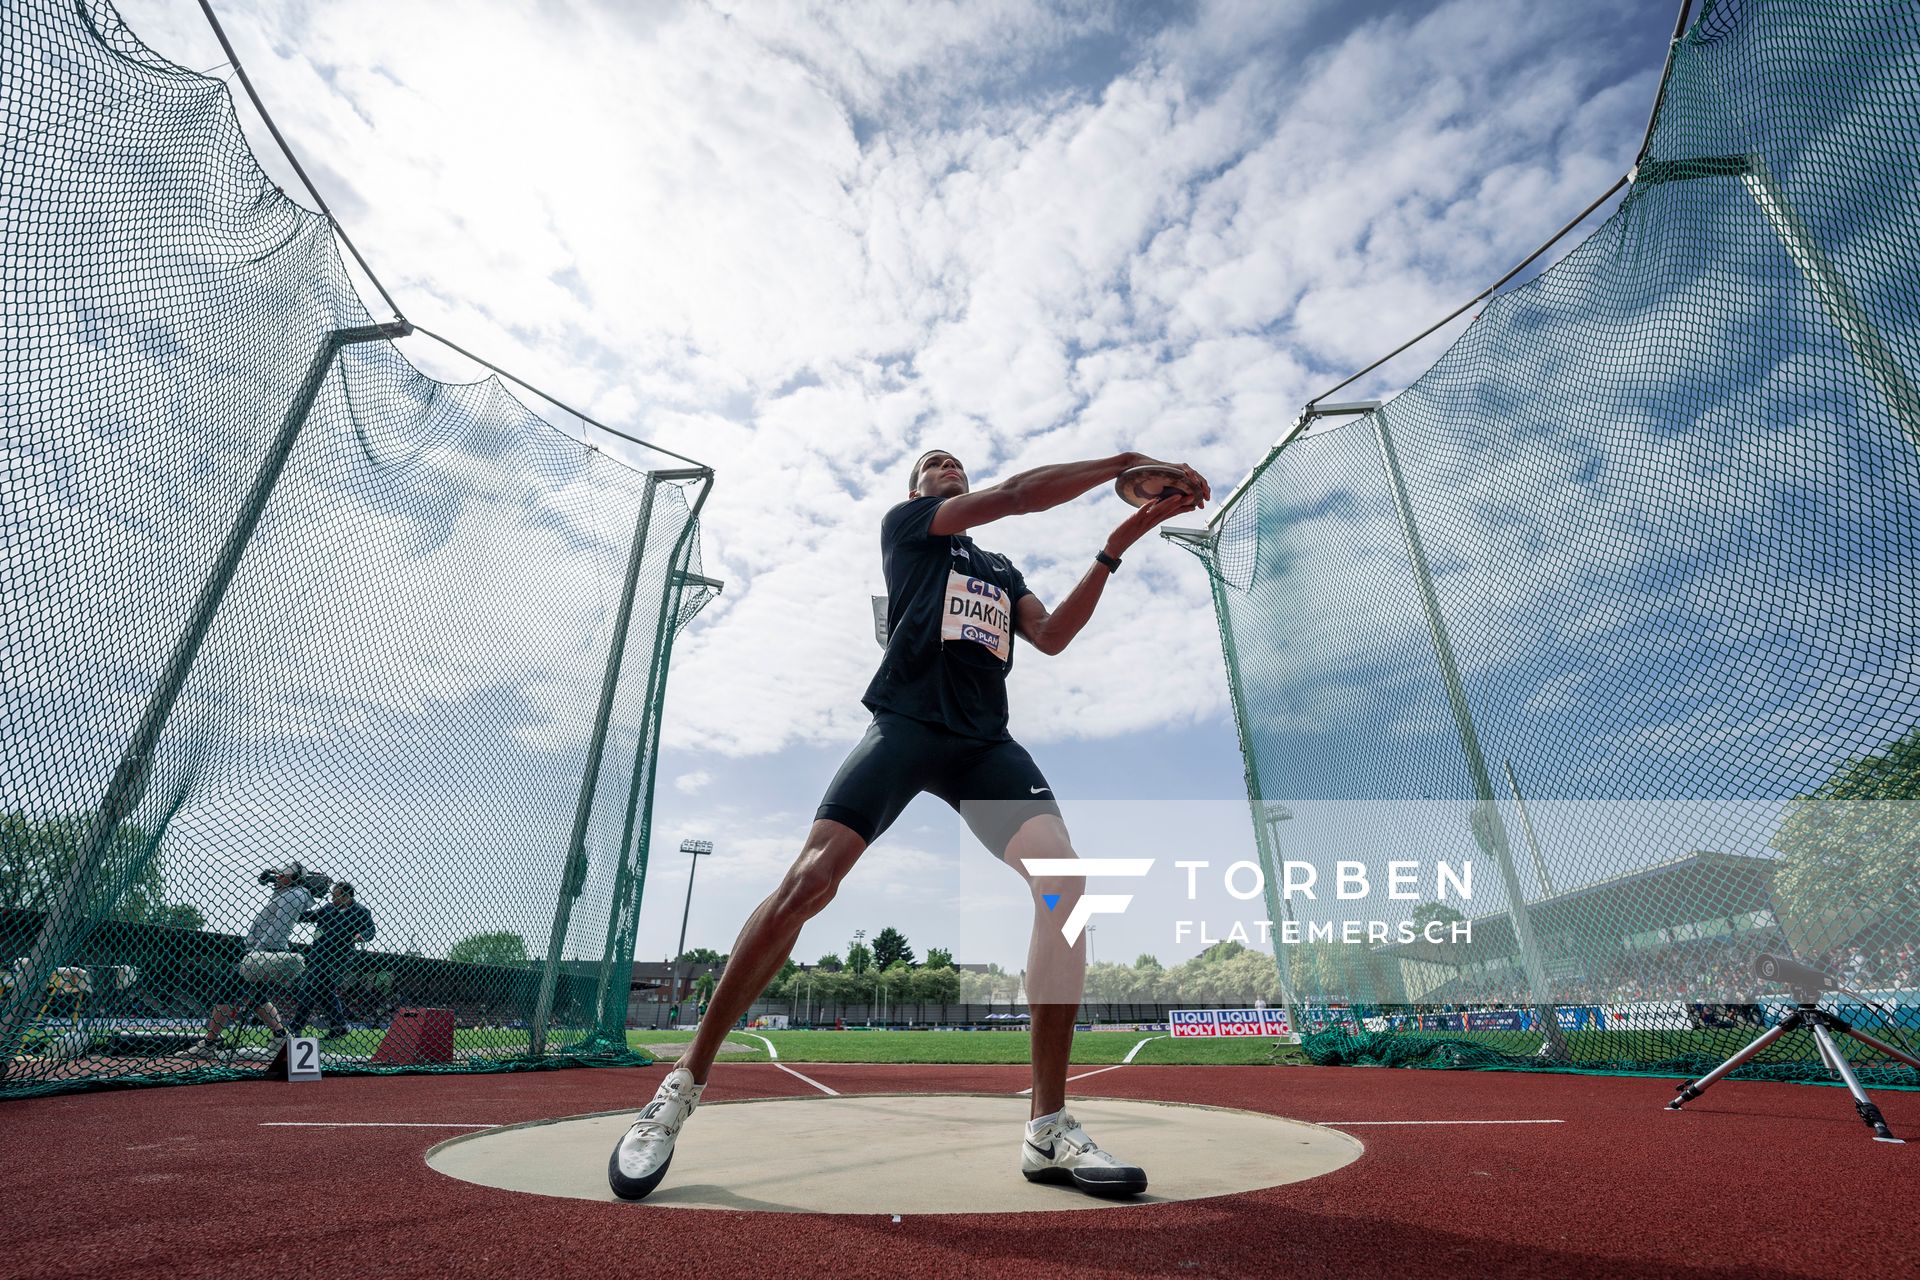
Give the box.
[913,451,968,498]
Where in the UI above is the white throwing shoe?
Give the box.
[1021,1110,1148,1197]
[608,1067,705,1201]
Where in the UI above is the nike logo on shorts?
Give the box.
[1030,786,1050,795]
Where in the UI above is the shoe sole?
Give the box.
[607,1146,673,1201]
[1023,1166,1148,1197]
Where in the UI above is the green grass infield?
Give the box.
[625,1027,1306,1066]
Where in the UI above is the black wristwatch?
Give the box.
[1094,550,1122,574]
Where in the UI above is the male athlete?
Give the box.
[609,448,1208,1201]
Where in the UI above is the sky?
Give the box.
[103,0,1687,972]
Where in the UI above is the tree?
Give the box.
[1200,939,1247,964]
[0,812,204,928]
[816,952,844,972]
[958,963,1019,1004]
[152,903,206,931]
[908,964,959,1001]
[847,941,873,974]
[873,926,915,969]
[1411,901,1466,934]
[676,947,725,965]
[924,946,954,969]
[1772,727,1920,948]
[447,931,530,968]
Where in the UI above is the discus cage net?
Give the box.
[1178,0,1919,1082]
[1,0,717,1098]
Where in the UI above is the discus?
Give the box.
[1114,463,1191,508]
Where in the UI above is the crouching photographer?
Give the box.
[180,863,328,1062]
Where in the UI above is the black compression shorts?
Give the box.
[815,711,1062,856]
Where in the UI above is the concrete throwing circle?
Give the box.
[426,1093,1361,1214]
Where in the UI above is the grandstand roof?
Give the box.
[1379,849,1779,967]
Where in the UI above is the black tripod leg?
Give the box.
[1836,1022,1920,1074]
[1811,1023,1904,1143]
[1668,1018,1796,1109]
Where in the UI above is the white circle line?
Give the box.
[1313,1119,1565,1125]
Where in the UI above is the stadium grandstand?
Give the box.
[1350,852,1916,1054]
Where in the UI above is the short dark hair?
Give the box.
[908,448,955,494]
[334,882,354,900]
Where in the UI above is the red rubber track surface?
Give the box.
[3,1064,1914,1279]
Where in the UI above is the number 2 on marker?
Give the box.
[289,1035,322,1081]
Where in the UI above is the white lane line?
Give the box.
[1065,1063,1128,1084]
[1313,1119,1565,1126]
[1014,1062,1130,1096]
[729,1034,833,1093]
[1123,1035,1166,1063]
[772,1062,839,1096]
[260,1122,498,1128]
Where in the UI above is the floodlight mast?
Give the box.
[1260,803,1304,1036]
[668,839,715,1021]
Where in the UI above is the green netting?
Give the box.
[1,0,716,1098]
[1187,0,1919,1084]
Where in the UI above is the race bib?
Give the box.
[941,569,1012,662]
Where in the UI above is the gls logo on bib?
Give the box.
[941,570,1011,661]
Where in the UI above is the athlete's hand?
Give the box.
[1107,488,1204,554]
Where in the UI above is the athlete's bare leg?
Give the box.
[675,819,868,1085]
[1001,814,1086,1119]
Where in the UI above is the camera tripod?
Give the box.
[1666,991,1920,1143]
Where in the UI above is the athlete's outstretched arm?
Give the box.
[1016,490,1203,655]
[928,453,1209,536]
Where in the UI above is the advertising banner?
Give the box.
[1169,1008,1292,1037]
[1601,1001,1690,1030]
[1556,1005,1605,1031]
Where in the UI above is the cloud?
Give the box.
[7,0,1715,972]
[103,0,1677,771]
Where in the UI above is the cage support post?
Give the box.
[588,473,717,1042]
[528,475,662,1057]
[1373,406,1570,1060]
